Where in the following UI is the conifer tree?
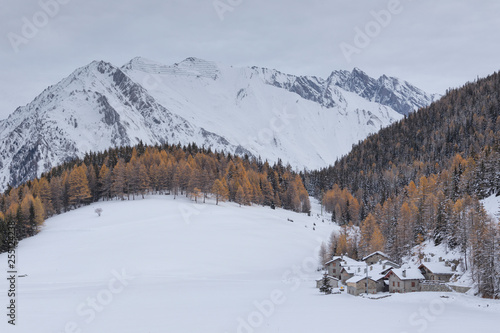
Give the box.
[212,179,229,205]
[111,159,127,200]
[236,186,245,207]
[319,272,332,294]
[98,164,112,200]
[68,165,91,207]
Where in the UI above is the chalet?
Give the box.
[362,251,391,265]
[385,268,425,293]
[418,263,455,282]
[316,276,339,289]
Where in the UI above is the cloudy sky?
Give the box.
[1,0,499,120]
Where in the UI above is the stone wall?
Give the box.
[449,285,471,294]
[421,282,453,292]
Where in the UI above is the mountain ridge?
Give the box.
[0,57,438,189]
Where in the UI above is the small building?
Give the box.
[346,276,379,296]
[385,268,424,293]
[316,275,339,289]
[362,251,391,265]
[418,263,455,282]
[324,256,344,280]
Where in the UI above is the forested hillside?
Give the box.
[307,72,500,298]
[0,143,310,253]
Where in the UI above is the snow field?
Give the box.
[1,195,498,333]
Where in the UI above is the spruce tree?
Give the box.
[319,272,332,294]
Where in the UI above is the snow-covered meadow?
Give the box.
[1,195,499,332]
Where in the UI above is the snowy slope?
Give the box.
[1,196,498,333]
[0,57,438,189]
[482,194,500,222]
[122,57,406,169]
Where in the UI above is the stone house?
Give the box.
[385,268,425,293]
[362,251,391,265]
[324,256,344,280]
[418,263,455,282]
[346,276,379,296]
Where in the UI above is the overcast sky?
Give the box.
[1,0,499,120]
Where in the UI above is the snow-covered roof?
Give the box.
[342,257,364,266]
[325,256,343,265]
[381,260,400,268]
[346,274,384,284]
[342,265,367,275]
[326,255,364,267]
[362,251,390,261]
[386,268,425,281]
[419,263,454,275]
[369,265,393,277]
[346,275,370,283]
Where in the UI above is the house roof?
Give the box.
[346,275,375,284]
[385,268,425,281]
[418,263,454,275]
[326,255,364,267]
[343,257,365,266]
[362,251,391,261]
[381,260,401,268]
[341,265,366,275]
[324,256,343,265]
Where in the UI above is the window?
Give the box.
[333,269,336,273]
[411,282,415,287]
[333,263,336,267]
[397,282,400,287]
[392,281,395,287]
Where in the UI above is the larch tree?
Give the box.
[68,165,91,207]
[212,179,229,205]
[98,164,112,200]
[111,159,127,200]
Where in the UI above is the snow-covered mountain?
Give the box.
[0,57,438,188]
[329,68,440,116]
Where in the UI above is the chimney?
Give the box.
[358,267,361,273]
[402,270,407,278]
[383,264,386,270]
[439,257,444,262]
[370,266,373,271]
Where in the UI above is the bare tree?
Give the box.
[95,208,103,217]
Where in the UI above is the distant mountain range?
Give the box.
[0,57,439,189]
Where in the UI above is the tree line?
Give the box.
[309,72,500,298]
[0,143,311,253]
